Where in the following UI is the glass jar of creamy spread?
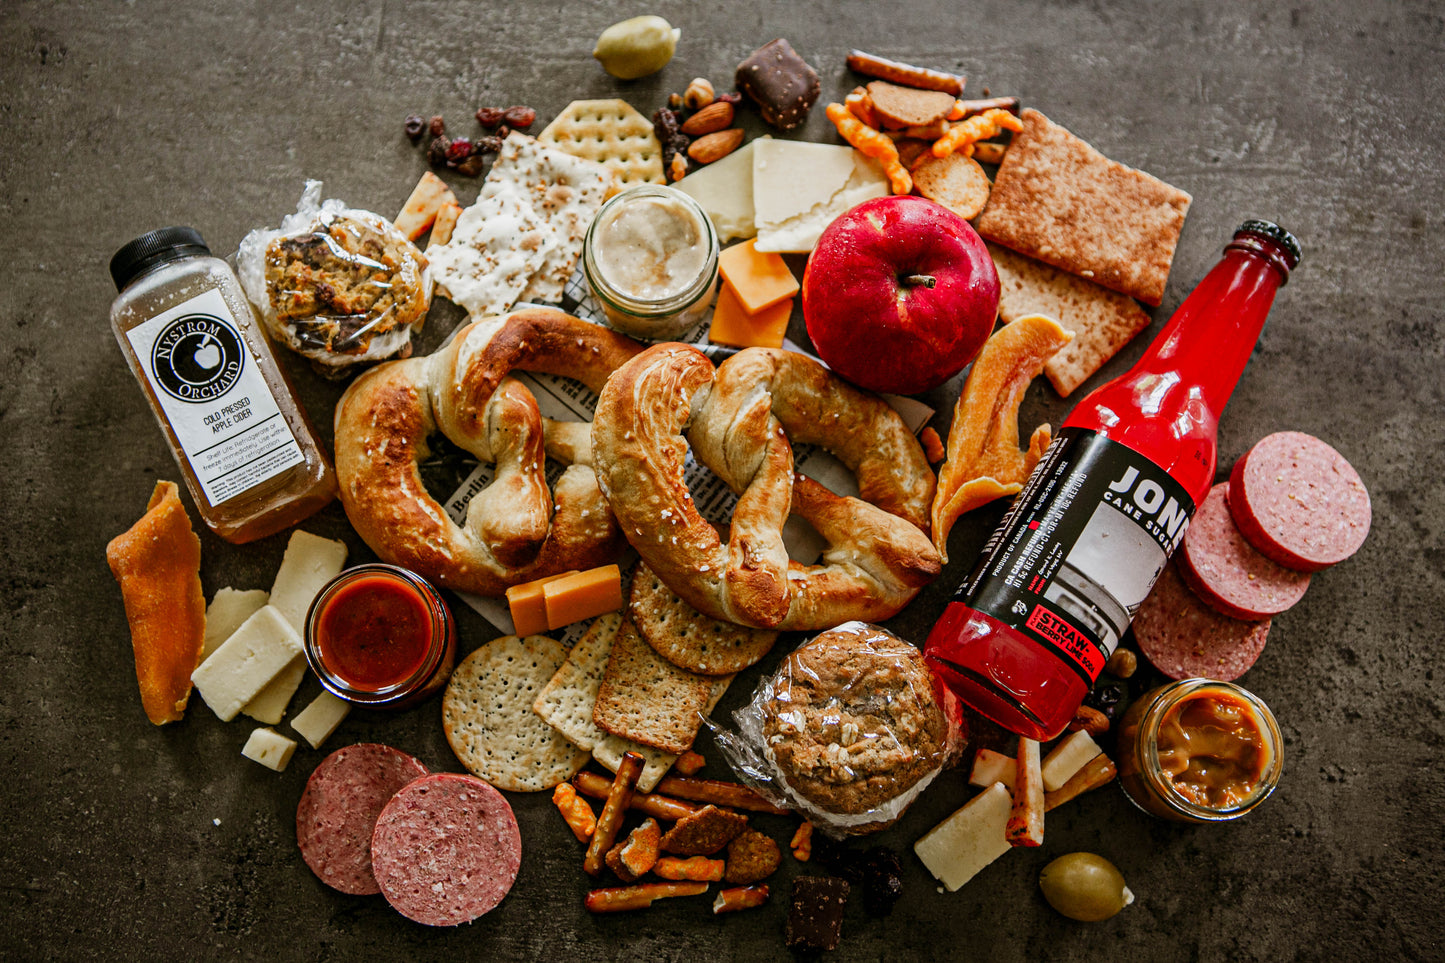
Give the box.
[1116,678,1283,823]
[582,185,718,340]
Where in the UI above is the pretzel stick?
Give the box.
[584,752,644,876]
[573,771,702,821]
[847,50,965,95]
[713,885,770,914]
[1045,753,1118,811]
[584,881,709,913]
[947,96,1020,120]
[1006,738,1045,847]
[971,141,1007,165]
[654,776,791,815]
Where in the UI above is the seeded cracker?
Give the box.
[538,99,666,189]
[443,635,590,792]
[989,243,1152,396]
[975,109,1191,306]
[628,561,777,676]
[594,618,722,755]
[533,612,624,751]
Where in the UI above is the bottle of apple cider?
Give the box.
[110,227,337,543]
[924,220,1301,741]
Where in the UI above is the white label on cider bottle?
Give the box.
[126,288,303,506]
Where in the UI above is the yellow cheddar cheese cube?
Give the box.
[542,564,624,631]
[717,238,799,314]
[708,282,792,350]
[506,570,580,637]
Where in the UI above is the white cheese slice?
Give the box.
[290,690,352,749]
[241,727,297,772]
[914,782,1013,892]
[202,588,269,661]
[268,530,348,634]
[241,656,307,725]
[191,605,304,722]
[1041,731,1103,792]
[968,747,1018,790]
[675,138,767,242]
[592,735,676,794]
[752,141,890,253]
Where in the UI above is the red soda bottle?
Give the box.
[924,220,1302,740]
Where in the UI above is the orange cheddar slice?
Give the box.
[717,239,799,314]
[506,570,579,636]
[542,564,624,631]
[709,282,792,349]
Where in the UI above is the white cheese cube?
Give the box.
[241,656,307,725]
[202,588,269,661]
[675,139,765,242]
[268,530,348,633]
[752,140,890,253]
[1041,731,1103,792]
[241,728,297,772]
[968,748,1018,790]
[290,690,352,749]
[191,605,303,722]
[914,783,1013,892]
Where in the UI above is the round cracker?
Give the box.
[913,151,992,220]
[442,635,589,792]
[628,562,777,676]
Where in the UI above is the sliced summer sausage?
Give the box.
[1133,562,1270,682]
[370,772,522,926]
[296,743,430,895]
[1227,431,1370,572]
[1179,483,1311,621]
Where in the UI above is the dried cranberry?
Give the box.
[1083,680,1127,721]
[861,848,904,916]
[474,106,505,128]
[427,135,451,168]
[502,106,536,129]
[651,107,691,167]
[428,114,446,137]
[403,114,426,141]
[496,124,511,140]
[455,154,487,177]
[445,137,474,164]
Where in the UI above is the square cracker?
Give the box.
[592,677,731,792]
[989,243,1152,397]
[533,612,623,751]
[975,108,1191,306]
[539,99,666,189]
[594,618,725,755]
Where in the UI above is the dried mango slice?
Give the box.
[106,481,206,725]
[932,314,1073,559]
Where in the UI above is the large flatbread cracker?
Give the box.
[989,243,1152,396]
[443,634,590,792]
[975,109,1190,306]
[593,618,725,755]
[539,99,666,189]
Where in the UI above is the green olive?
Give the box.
[592,16,680,79]
[1038,852,1133,922]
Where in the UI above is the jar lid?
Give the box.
[1235,219,1302,270]
[109,227,211,292]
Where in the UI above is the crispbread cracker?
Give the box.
[539,99,666,189]
[628,562,776,676]
[989,243,1152,396]
[592,676,731,791]
[593,618,723,754]
[975,109,1191,306]
[533,612,623,751]
[913,152,992,221]
[443,635,590,792]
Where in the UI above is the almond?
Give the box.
[687,128,744,164]
[681,101,734,136]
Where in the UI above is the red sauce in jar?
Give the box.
[315,574,433,691]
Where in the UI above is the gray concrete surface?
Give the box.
[2,1,1442,959]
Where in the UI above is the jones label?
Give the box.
[955,428,1195,685]
[126,288,302,506]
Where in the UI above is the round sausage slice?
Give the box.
[1133,562,1270,682]
[296,743,429,895]
[1228,432,1370,572]
[1179,483,1311,621]
[371,772,521,926]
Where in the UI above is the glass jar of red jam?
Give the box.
[1116,679,1284,823]
[304,564,456,709]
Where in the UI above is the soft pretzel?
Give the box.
[334,308,645,596]
[591,344,942,630]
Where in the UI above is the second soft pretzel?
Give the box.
[591,344,941,630]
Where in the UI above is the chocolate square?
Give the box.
[785,876,850,952]
[735,39,820,130]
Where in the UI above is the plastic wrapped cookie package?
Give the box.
[236,181,431,378]
[713,621,965,836]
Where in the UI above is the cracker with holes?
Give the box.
[593,618,728,755]
[628,561,777,676]
[443,635,590,792]
[533,612,624,751]
[539,99,666,189]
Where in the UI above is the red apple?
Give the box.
[802,195,999,395]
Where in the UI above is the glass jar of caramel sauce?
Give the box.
[1116,679,1283,823]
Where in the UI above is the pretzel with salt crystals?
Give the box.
[334,308,644,596]
[591,344,942,631]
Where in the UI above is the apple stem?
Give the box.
[903,274,937,289]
